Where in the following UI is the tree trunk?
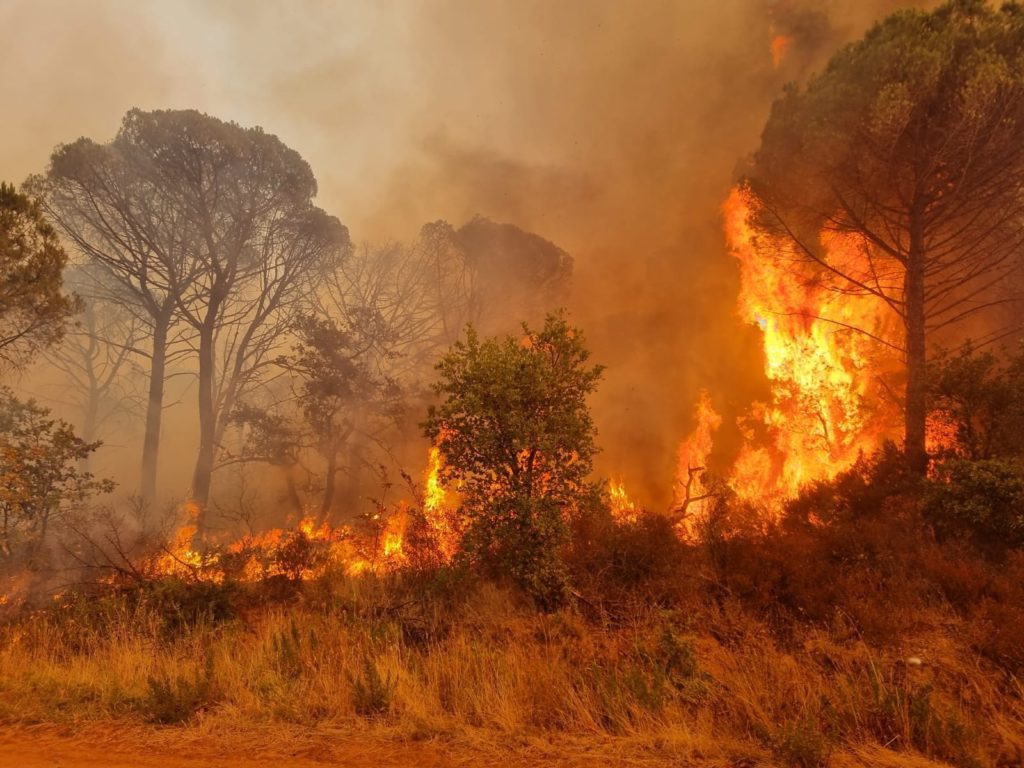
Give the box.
[318,446,339,527]
[140,314,170,504]
[343,435,364,517]
[191,322,217,530]
[904,212,928,474]
[79,382,98,475]
[284,464,304,517]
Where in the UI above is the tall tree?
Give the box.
[282,315,400,523]
[31,121,199,504]
[35,110,350,521]
[0,183,77,370]
[127,110,351,520]
[452,216,572,334]
[745,0,1024,471]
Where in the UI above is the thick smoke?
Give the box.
[0,0,929,508]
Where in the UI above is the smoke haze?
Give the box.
[0,0,929,508]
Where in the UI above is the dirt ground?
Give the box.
[0,723,955,767]
[0,724,694,768]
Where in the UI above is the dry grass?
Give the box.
[0,572,1021,768]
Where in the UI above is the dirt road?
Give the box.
[0,724,684,767]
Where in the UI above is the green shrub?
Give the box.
[770,715,830,768]
[142,654,219,724]
[924,458,1024,550]
[348,656,395,717]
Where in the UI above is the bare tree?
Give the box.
[42,283,146,467]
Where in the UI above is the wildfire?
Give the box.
[674,188,902,514]
[118,441,470,587]
[608,479,640,523]
[380,503,409,562]
[422,444,459,560]
[154,501,212,577]
[770,34,793,69]
[729,187,900,498]
[673,390,722,535]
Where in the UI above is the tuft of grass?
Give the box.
[348,655,396,718]
[142,654,219,724]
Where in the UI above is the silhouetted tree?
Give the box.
[34,110,350,527]
[43,268,147,467]
[32,118,199,504]
[0,183,77,370]
[453,216,572,333]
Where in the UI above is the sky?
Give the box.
[0,0,927,506]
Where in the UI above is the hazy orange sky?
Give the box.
[0,0,924,505]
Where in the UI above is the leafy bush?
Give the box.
[923,458,1024,551]
[928,343,1024,460]
[785,441,919,526]
[136,578,238,638]
[0,387,113,560]
[568,509,692,611]
[423,313,605,609]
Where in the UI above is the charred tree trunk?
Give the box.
[342,435,364,518]
[191,318,218,530]
[140,311,170,504]
[319,446,339,527]
[284,464,304,517]
[904,210,928,474]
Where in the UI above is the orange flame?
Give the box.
[674,188,903,517]
[770,34,793,69]
[422,444,459,560]
[674,390,722,534]
[608,479,640,523]
[725,187,900,501]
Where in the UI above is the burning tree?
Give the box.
[422,312,604,608]
[744,0,1024,472]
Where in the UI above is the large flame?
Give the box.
[674,188,902,512]
[673,390,722,535]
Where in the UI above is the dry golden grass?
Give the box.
[0,573,1021,767]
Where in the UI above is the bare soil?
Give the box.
[0,724,690,767]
